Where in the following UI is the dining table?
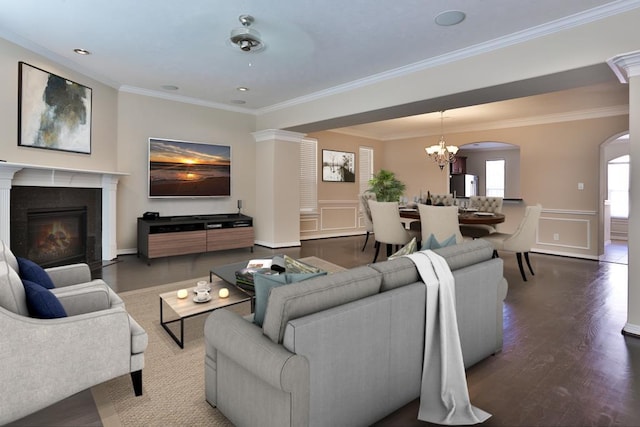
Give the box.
[399,208,506,226]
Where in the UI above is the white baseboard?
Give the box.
[254,240,301,248]
[531,248,599,261]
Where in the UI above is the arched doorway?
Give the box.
[600,133,629,264]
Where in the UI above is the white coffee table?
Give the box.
[159,279,251,348]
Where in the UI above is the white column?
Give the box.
[609,51,640,336]
[102,174,121,261]
[252,129,306,248]
[0,165,24,247]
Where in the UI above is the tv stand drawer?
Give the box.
[148,230,207,258]
[207,227,254,251]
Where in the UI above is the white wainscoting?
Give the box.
[300,199,364,240]
[534,209,598,259]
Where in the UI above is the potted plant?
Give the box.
[368,169,406,202]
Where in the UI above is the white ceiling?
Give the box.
[0,0,633,135]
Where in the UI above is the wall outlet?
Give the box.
[553,233,560,241]
[578,182,584,190]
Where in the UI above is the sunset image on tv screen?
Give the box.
[149,138,231,197]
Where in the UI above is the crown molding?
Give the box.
[608,50,640,83]
[252,129,307,143]
[118,86,256,115]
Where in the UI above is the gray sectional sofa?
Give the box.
[204,239,507,427]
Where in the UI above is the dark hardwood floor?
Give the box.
[9,236,640,426]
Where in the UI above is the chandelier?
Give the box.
[425,111,458,171]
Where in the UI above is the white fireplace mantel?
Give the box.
[0,162,128,261]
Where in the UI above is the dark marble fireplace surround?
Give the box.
[10,186,102,269]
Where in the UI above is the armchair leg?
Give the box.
[492,250,499,258]
[524,252,535,276]
[373,241,381,263]
[362,231,370,251]
[516,252,528,282]
[131,370,143,396]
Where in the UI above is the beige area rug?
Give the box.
[92,257,344,427]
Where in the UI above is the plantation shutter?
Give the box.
[359,146,374,209]
[300,137,318,213]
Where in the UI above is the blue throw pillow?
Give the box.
[253,271,327,327]
[17,257,55,289]
[22,280,67,319]
[420,233,457,251]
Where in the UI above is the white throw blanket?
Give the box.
[405,250,491,425]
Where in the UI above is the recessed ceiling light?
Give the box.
[230,99,247,104]
[435,10,466,26]
[73,48,91,55]
[237,87,249,92]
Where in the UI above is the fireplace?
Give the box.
[26,207,87,268]
[10,186,102,269]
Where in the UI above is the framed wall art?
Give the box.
[18,62,92,154]
[322,149,355,182]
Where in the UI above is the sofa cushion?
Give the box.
[17,257,56,289]
[254,271,327,327]
[369,257,421,292]
[432,239,494,271]
[23,280,67,319]
[262,266,382,343]
[370,240,497,292]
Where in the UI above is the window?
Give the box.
[300,138,318,213]
[608,155,629,218]
[485,159,505,197]
[359,146,374,207]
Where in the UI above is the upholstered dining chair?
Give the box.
[360,192,377,251]
[482,204,542,281]
[418,204,464,246]
[368,200,421,263]
[429,193,455,206]
[460,196,504,237]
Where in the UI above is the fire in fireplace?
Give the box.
[27,207,87,268]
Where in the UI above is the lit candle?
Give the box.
[176,289,189,299]
[218,288,230,298]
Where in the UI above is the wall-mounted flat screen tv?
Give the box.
[148,137,231,198]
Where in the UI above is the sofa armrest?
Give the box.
[51,280,122,316]
[205,308,308,392]
[45,263,92,287]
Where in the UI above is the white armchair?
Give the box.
[0,241,147,424]
[429,193,455,206]
[482,204,542,281]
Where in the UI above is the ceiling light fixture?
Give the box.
[229,15,265,53]
[425,111,458,171]
[73,48,91,55]
[236,86,249,92]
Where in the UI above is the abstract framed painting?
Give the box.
[322,149,356,182]
[18,62,92,154]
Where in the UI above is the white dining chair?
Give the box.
[482,204,542,281]
[460,196,504,237]
[417,204,464,246]
[359,192,376,251]
[368,200,421,263]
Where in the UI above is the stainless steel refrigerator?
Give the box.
[450,174,478,198]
